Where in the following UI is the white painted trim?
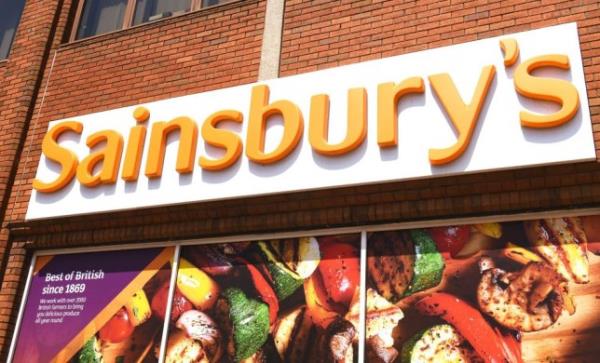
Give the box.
[358,231,367,363]
[158,245,180,363]
[7,254,36,363]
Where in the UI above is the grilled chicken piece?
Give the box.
[477,258,568,332]
[273,306,355,363]
[368,231,415,301]
[345,288,403,363]
[524,217,589,283]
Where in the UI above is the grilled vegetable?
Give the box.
[223,287,270,362]
[474,223,502,238]
[177,258,220,310]
[416,292,509,363]
[99,308,134,343]
[273,306,355,363]
[270,237,321,278]
[454,231,495,258]
[345,288,403,363]
[257,241,304,301]
[477,257,569,332]
[503,242,543,264]
[78,336,103,363]
[176,310,222,362]
[429,225,471,257]
[368,230,444,302]
[186,245,233,276]
[124,290,151,326]
[401,324,483,363]
[317,239,360,307]
[151,283,193,322]
[164,330,204,363]
[524,217,589,283]
[304,272,339,328]
[240,257,279,324]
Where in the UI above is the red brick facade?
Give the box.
[0,0,599,359]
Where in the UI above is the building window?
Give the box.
[72,0,237,41]
[133,0,192,26]
[76,0,128,40]
[0,0,26,59]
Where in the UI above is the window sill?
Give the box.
[61,0,256,50]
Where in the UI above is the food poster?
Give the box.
[12,247,174,363]
[366,215,600,363]
[165,234,362,363]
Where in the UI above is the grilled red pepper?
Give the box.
[239,257,279,324]
[416,292,512,363]
[495,328,523,363]
[429,226,471,257]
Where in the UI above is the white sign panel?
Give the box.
[27,23,594,219]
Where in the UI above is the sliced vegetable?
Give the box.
[186,246,233,276]
[400,324,481,363]
[429,225,471,257]
[416,292,508,363]
[257,241,304,301]
[273,306,313,361]
[524,218,589,283]
[124,290,151,326]
[317,239,360,306]
[304,272,339,328]
[270,237,321,278]
[78,336,103,363]
[503,242,543,264]
[475,223,502,238]
[368,230,443,302]
[177,258,219,310]
[495,328,523,363]
[151,283,193,322]
[239,257,279,324]
[454,231,495,258]
[223,287,270,362]
[99,307,134,343]
[406,230,445,295]
[176,310,222,362]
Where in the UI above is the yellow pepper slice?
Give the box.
[177,258,219,311]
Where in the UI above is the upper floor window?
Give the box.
[73,0,236,41]
[0,0,26,59]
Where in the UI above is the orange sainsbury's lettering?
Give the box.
[377,77,425,148]
[309,88,367,156]
[199,110,244,171]
[514,54,579,128]
[122,107,149,182]
[77,130,124,187]
[246,85,304,164]
[145,116,198,178]
[33,121,83,193]
[428,65,496,165]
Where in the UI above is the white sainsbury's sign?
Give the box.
[27,23,594,220]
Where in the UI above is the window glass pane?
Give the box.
[203,0,235,7]
[0,0,26,59]
[366,214,600,362]
[169,234,362,361]
[133,0,191,25]
[76,0,128,40]
[12,247,175,363]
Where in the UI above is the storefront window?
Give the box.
[133,0,192,26]
[168,234,362,362]
[366,215,600,362]
[0,0,26,59]
[11,247,174,363]
[76,0,128,40]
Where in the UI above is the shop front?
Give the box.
[7,22,600,363]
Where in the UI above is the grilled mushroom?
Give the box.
[477,258,568,332]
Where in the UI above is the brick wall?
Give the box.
[1,0,600,360]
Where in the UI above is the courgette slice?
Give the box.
[223,287,270,362]
[404,229,445,296]
[401,324,480,363]
[78,336,104,363]
[257,241,304,301]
